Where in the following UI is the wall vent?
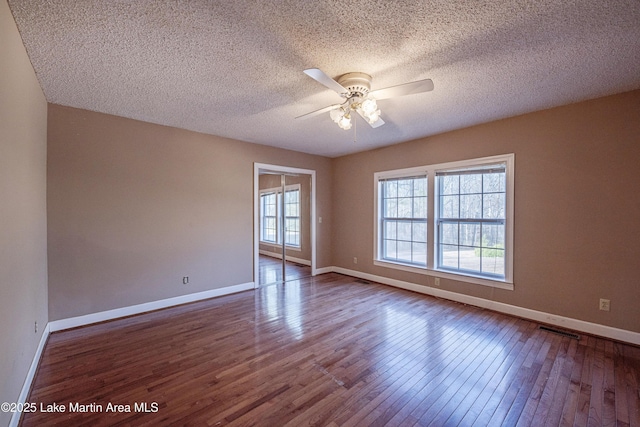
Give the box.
[355,279,371,284]
[538,325,580,340]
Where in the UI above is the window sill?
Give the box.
[373,259,514,290]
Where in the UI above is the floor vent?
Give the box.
[539,325,580,340]
[355,279,371,284]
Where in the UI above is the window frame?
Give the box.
[379,175,428,267]
[373,154,514,290]
[259,184,302,250]
[260,191,278,244]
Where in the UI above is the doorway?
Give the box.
[254,163,316,287]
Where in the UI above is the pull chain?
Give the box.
[353,114,357,144]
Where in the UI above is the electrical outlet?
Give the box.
[599,298,610,311]
[35,321,38,333]
[183,276,189,285]
[434,277,440,287]
[319,217,322,223]
[353,257,358,264]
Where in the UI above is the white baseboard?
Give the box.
[10,322,51,427]
[331,266,640,346]
[314,266,334,275]
[259,250,311,266]
[49,281,255,332]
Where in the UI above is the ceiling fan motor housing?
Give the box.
[337,72,372,97]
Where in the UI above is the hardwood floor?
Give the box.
[21,273,640,426]
[259,254,311,285]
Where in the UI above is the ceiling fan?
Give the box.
[297,68,434,130]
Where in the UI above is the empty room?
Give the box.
[2,0,639,426]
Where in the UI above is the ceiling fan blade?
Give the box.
[369,78,434,100]
[295,103,342,120]
[356,110,385,128]
[369,117,385,128]
[303,68,348,95]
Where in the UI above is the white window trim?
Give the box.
[373,154,515,291]
[259,183,302,251]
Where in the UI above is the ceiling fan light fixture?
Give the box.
[359,96,381,124]
[329,107,343,123]
[361,96,377,114]
[338,114,352,130]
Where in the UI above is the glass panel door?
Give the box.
[284,173,312,282]
[258,171,285,286]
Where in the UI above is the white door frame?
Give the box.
[254,163,316,288]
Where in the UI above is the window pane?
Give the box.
[384,240,397,259]
[440,195,459,218]
[265,230,274,242]
[482,248,504,275]
[459,246,481,272]
[265,216,277,243]
[384,220,397,239]
[460,222,480,247]
[414,178,427,197]
[483,172,505,193]
[286,218,299,232]
[440,222,458,245]
[285,190,299,218]
[266,217,276,229]
[398,198,412,217]
[413,196,427,218]
[482,223,504,249]
[440,244,458,269]
[397,241,412,261]
[384,198,397,217]
[398,179,412,197]
[460,174,482,194]
[412,242,426,264]
[483,193,505,219]
[412,222,427,243]
[460,194,482,218]
[440,175,459,195]
[385,180,397,198]
[397,221,412,241]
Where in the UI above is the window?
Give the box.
[284,188,300,246]
[260,185,301,248]
[380,176,427,266]
[260,192,277,243]
[374,154,514,289]
[436,165,506,278]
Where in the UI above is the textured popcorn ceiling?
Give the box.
[8,0,640,157]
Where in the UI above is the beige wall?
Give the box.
[0,0,49,424]
[258,173,312,261]
[332,90,640,333]
[47,104,332,321]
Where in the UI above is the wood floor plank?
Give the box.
[439,320,534,426]
[532,336,574,426]
[19,273,640,426]
[413,315,518,425]
[468,329,551,426]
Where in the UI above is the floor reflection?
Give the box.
[259,254,311,285]
[260,280,304,340]
[379,304,507,398]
